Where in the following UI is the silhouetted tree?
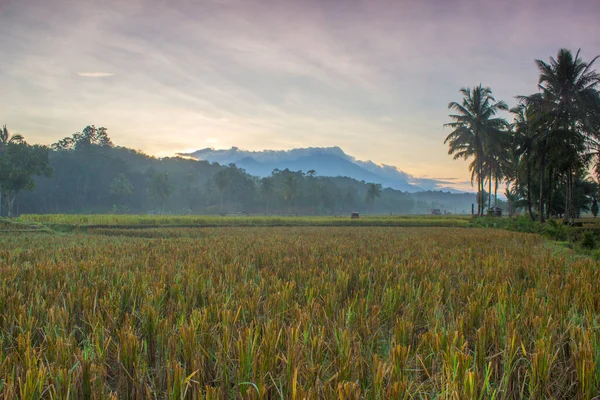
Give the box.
[365,183,382,209]
[0,131,51,217]
[444,85,508,216]
[260,177,274,214]
[149,171,173,213]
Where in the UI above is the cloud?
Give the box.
[1,0,599,192]
[77,72,114,77]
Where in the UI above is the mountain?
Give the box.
[179,146,456,193]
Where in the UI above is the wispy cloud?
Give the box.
[77,72,114,77]
[1,0,599,191]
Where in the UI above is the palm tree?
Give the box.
[520,48,600,222]
[365,183,382,209]
[444,85,508,216]
[484,129,511,211]
[282,174,298,214]
[213,169,229,213]
[510,103,539,220]
[503,186,523,217]
[259,177,274,215]
[0,126,24,217]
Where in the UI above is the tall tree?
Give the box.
[510,103,539,220]
[110,173,134,211]
[444,85,508,216]
[259,177,274,215]
[53,125,112,151]
[0,125,24,216]
[365,183,382,209]
[282,173,298,214]
[213,169,229,212]
[0,132,51,216]
[149,171,173,213]
[520,49,600,222]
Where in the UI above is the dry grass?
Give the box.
[18,214,470,228]
[0,227,598,398]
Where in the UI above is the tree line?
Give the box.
[445,48,600,221]
[0,126,51,217]
[1,126,476,217]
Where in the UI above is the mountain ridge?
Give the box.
[178,146,465,193]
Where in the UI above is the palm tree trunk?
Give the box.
[479,157,484,216]
[488,167,492,214]
[494,175,498,208]
[526,165,534,221]
[565,168,574,224]
[477,173,481,216]
[6,192,14,218]
[539,151,546,223]
[565,168,571,223]
[546,168,553,220]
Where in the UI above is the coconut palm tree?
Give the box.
[213,169,230,213]
[444,85,508,216]
[520,48,600,222]
[510,103,540,220]
[485,128,511,211]
[282,174,298,214]
[259,177,274,215]
[365,183,382,209]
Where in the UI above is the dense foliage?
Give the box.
[0,126,51,217]
[445,48,600,222]
[6,126,475,216]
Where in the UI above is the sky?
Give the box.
[1,0,600,191]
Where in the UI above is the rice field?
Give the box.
[18,214,471,228]
[0,225,599,398]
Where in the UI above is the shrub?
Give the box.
[542,220,569,241]
[579,230,596,250]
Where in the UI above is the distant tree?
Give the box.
[0,125,24,216]
[213,169,229,212]
[0,131,51,217]
[53,125,112,151]
[110,173,134,211]
[149,171,173,213]
[304,170,319,213]
[365,183,382,208]
[260,177,274,214]
[318,183,336,214]
[224,164,255,212]
[282,174,298,214]
[504,187,527,217]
